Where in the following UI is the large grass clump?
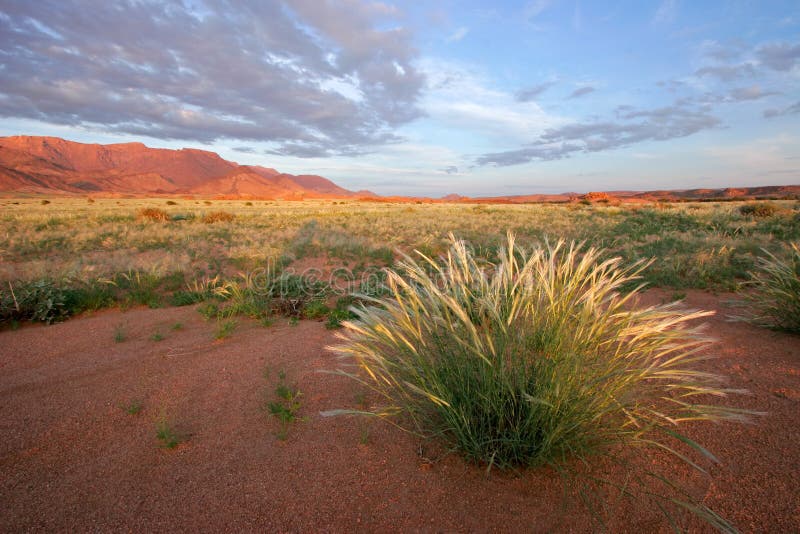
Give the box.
[737,242,800,333]
[330,234,749,527]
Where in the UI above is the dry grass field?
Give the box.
[2,197,798,286]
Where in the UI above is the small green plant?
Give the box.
[329,233,752,530]
[121,399,143,415]
[114,324,127,343]
[171,322,183,331]
[170,290,206,306]
[214,275,270,319]
[197,302,220,320]
[266,370,303,440]
[106,269,163,308]
[155,417,183,449]
[302,299,329,319]
[288,317,299,326]
[735,242,800,332]
[325,308,355,329]
[150,331,164,342]
[215,318,237,339]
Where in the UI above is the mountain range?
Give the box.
[0,136,372,199]
[0,136,797,202]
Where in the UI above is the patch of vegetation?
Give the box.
[150,331,164,342]
[170,289,206,306]
[734,242,800,333]
[138,207,170,222]
[114,323,127,343]
[740,202,777,218]
[302,299,329,319]
[329,234,752,530]
[325,296,358,329]
[266,370,304,440]
[197,302,220,320]
[121,399,143,415]
[155,417,184,449]
[215,318,237,339]
[202,211,235,223]
[0,278,114,325]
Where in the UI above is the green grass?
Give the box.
[328,233,754,530]
[114,323,127,343]
[214,318,237,339]
[155,417,184,449]
[266,370,304,440]
[2,198,798,330]
[150,331,164,342]
[121,399,143,415]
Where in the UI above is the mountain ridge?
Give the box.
[0,136,369,199]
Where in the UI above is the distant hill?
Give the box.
[472,186,800,204]
[0,136,371,199]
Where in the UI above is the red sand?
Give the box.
[1,290,798,531]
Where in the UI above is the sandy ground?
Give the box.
[0,290,798,532]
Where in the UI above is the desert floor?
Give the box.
[1,290,798,532]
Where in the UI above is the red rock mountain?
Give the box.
[0,136,367,199]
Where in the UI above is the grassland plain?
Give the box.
[0,197,799,326]
[1,197,799,531]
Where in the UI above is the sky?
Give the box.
[0,1,798,197]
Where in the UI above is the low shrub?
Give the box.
[329,233,750,529]
[202,211,235,224]
[739,202,777,217]
[137,207,170,222]
[0,279,114,325]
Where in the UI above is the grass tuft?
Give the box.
[202,211,235,224]
[137,207,170,222]
[329,233,751,529]
[735,242,800,333]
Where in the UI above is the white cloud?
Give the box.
[524,0,552,20]
[652,0,678,25]
[446,26,469,43]
[418,58,566,145]
[704,134,800,170]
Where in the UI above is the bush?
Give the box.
[302,299,329,319]
[0,279,113,325]
[329,234,748,529]
[737,243,800,332]
[202,211,235,223]
[138,207,169,222]
[739,202,777,217]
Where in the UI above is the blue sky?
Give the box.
[0,1,798,196]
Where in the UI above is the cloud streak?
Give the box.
[567,86,595,99]
[477,102,720,166]
[0,0,424,157]
[515,81,556,102]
